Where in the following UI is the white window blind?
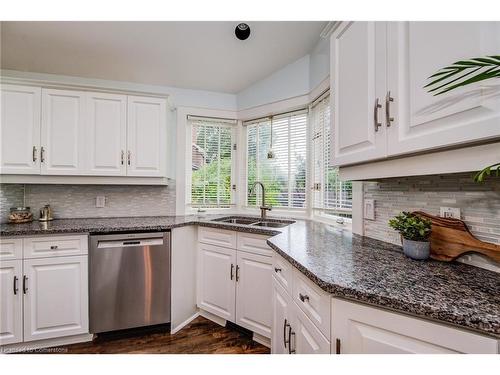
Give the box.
[311,93,352,218]
[245,110,307,209]
[190,117,234,208]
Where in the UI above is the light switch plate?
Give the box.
[440,206,460,219]
[96,196,106,208]
[364,199,375,220]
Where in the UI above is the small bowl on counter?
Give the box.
[8,207,33,224]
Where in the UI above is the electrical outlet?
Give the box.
[364,199,375,220]
[96,196,106,208]
[440,206,460,219]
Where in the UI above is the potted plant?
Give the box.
[388,212,432,260]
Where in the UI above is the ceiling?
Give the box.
[0,21,327,93]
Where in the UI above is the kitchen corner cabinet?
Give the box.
[197,228,273,339]
[0,85,41,174]
[0,84,168,178]
[330,21,500,167]
[0,235,89,347]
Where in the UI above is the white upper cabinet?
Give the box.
[41,89,86,175]
[85,92,127,175]
[0,85,41,174]
[331,21,500,167]
[387,21,500,156]
[127,96,167,177]
[331,22,388,166]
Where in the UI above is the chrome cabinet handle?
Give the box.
[230,263,234,280]
[274,267,282,273]
[13,276,19,295]
[121,150,125,165]
[40,147,45,163]
[336,338,341,354]
[32,146,37,162]
[374,98,382,132]
[299,293,309,303]
[283,319,290,349]
[127,151,131,166]
[23,275,28,294]
[385,91,394,127]
[288,326,295,354]
[235,265,240,282]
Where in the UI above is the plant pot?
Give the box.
[402,238,430,260]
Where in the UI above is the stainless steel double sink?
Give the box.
[212,216,294,228]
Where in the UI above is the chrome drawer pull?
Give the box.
[274,267,282,273]
[50,245,58,250]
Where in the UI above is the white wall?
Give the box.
[236,55,311,110]
[309,38,330,92]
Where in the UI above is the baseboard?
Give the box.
[170,312,200,334]
[1,333,93,353]
[199,309,227,327]
[253,332,271,349]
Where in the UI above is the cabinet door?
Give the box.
[387,22,500,156]
[85,92,127,175]
[330,21,388,166]
[23,256,88,342]
[271,277,292,354]
[332,299,498,354]
[197,243,236,322]
[291,303,330,354]
[0,260,23,345]
[127,96,167,177]
[41,89,86,175]
[0,84,41,174]
[235,251,273,338]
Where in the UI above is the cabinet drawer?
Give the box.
[0,238,23,260]
[292,302,330,354]
[237,232,273,256]
[23,235,88,258]
[292,268,331,338]
[198,227,237,249]
[272,253,293,295]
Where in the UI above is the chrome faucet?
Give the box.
[249,181,272,219]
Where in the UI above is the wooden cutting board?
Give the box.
[413,211,500,262]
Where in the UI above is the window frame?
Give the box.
[186,115,237,213]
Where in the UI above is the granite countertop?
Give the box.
[1,215,499,337]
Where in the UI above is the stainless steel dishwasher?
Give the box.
[89,232,171,333]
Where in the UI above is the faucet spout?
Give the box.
[249,181,272,219]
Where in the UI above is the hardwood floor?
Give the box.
[48,316,270,354]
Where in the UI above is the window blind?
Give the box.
[311,93,352,217]
[190,117,234,208]
[245,110,307,209]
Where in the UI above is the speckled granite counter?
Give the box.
[1,215,499,337]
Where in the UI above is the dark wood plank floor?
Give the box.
[49,316,270,354]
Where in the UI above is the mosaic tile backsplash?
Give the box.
[0,183,176,222]
[364,172,500,270]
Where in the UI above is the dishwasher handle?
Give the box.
[97,238,164,249]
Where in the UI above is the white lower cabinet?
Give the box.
[197,228,273,339]
[236,251,272,338]
[271,277,292,354]
[332,298,499,354]
[0,260,23,345]
[23,256,88,342]
[0,235,89,349]
[197,243,236,321]
[292,303,330,354]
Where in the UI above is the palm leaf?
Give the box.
[425,56,500,96]
[474,163,500,183]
